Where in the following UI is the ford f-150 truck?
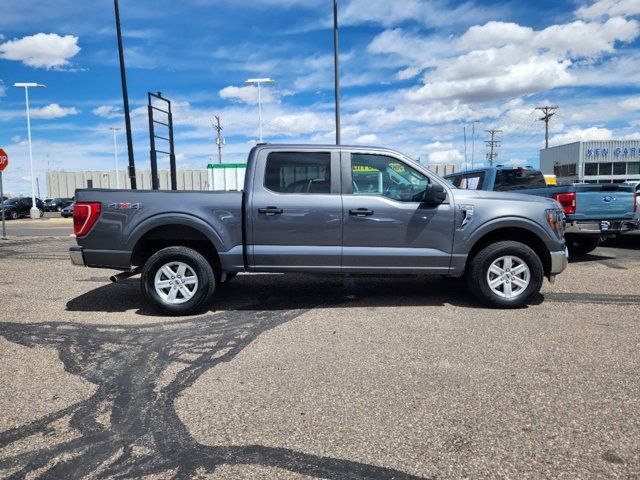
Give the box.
[445,166,638,254]
[70,144,568,314]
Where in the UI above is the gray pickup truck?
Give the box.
[70,144,568,314]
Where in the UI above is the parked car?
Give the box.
[61,203,74,218]
[45,197,73,212]
[1,197,45,220]
[70,144,568,315]
[445,166,638,254]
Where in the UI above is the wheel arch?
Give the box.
[465,226,552,277]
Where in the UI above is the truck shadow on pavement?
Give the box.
[65,274,494,315]
[0,292,430,479]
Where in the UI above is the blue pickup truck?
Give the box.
[445,166,638,254]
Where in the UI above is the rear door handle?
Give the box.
[349,208,374,217]
[258,206,283,216]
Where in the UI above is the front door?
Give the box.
[248,149,342,271]
[341,150,455,273]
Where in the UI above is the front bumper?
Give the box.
[550,247,569,275]
[69,247,85,266]
[565,219,638,235]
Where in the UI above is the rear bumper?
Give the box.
[565,220,638,235]
[550,247,569,275]
[69,247,132,269]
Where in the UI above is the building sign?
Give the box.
[587,147,638,157]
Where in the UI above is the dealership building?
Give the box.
[540,140,640,184]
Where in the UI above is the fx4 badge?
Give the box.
[107,202,141,210]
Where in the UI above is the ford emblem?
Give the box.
[602,196,615,203]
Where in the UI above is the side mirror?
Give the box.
[413,183,447,205]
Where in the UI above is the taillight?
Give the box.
[552,192,576,215]
[73,202,101,237]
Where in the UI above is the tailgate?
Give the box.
[574,185,635,220]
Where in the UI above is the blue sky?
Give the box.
[1,0,639,195]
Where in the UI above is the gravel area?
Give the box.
[0,235,638,478]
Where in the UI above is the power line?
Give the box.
[536,105,558,149]
[484,129,502,167]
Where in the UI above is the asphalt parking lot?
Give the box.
[0,226,639,478]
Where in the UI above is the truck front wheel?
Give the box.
[466,241,544,309]
[141,246,216,315]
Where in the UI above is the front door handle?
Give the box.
[258,206,283,216]
[349,208,374,217]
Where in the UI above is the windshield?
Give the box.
[2,198,20,206]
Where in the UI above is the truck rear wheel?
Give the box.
[565,235,600,255]
[141,246,215,315]
[466,241,543,309]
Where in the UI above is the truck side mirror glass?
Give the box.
[413,184,447,205]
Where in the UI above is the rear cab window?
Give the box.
[448,172,486,190]
[494,169,546,191]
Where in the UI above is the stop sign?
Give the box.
[0,149,7,172]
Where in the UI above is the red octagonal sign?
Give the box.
[0,149,8,172]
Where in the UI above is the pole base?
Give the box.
[30,207,41,219]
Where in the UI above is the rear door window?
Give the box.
[264,152,332,194]
[494,169,546,191]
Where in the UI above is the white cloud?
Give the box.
[0,80,5,97]
[575,0,640,20]
[219,85,276,105]
[354,134,380,144]
[457,22,534,50]
[30,103,79,120]
[0,33,80,69]
[91,105,122,119]
[428,149,464,164]
[619,96,640,110]
[423,141,454,152]
[265,112,330,136]
[619,132,640,140]
[340,0,498,28]
[549,127,613,146]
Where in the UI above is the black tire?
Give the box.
[565,235,600,255]
[141,246,216,316]
[57,206,63,212]
[220,272,237,284]
[466,240,544,309]
[10,211,18,220]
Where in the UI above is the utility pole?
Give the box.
[484,129,502,167]
[114,0,137,189]
[463,126,468,170]
[213,115,225,164]
[471,121,479,169]
[536,105,558,149]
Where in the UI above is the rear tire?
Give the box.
[141,246,215,316]
[565,235,599,255]
[466,241,544,309]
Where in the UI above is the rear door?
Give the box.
[341,150,455,273]
[248,148,342,271]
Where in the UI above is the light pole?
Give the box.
[245,78,274,143]
[109,127,122,188]
[14,82,46,219]
[333,0,341,145]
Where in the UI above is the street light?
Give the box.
[245,78,275,143]
[14,82,46,219]
[109,127,122,188]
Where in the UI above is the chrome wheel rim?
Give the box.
[154,261,199,305]
[486,255,530,299]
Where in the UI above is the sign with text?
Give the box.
[0,149,8,172]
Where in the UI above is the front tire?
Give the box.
[141,246,215,315]
[467,241,544,309]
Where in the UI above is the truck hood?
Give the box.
[451,188,559,207]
